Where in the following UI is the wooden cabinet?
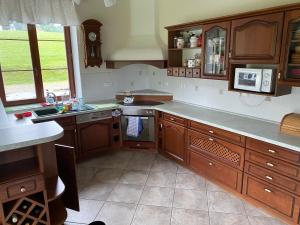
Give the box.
[280,9,300,86]
[162,120,186,164]
[188,150,243,192]
[230,13,284,63]
[77,118,113,158]
[202,21,231,80]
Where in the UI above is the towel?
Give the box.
[126,116,143,138]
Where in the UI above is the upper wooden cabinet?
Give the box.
[230,13,284,63]
[202,21,231,80]
[279,9,300,86]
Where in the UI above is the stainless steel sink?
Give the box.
[33,108,59,117]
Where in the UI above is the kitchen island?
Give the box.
[0,99,78,225]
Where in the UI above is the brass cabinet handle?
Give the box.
[266,162,274,167]
[268,149,276,154]
[160,124,163,129]
[208,162,213,166]
[278,72,281,79]
[20,187,26,193]
[265,175,273,181]
[170,118,175,121]
[264,188,272,193]
[209,130,214,134]
[209,138,214,141]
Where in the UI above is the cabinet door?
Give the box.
[55,144,79,211]
[162,120,186,164]
[56,125,78,158]
[77,119,112,155]
[280,9,300,86]
[230,13,283,63]
[202,21,230,80]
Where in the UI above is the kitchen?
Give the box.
[1,0,300,225]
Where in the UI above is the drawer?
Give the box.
[192,68,201,78]
[179,68,186,77]
[167,68,173,76]
[188,150,243,192]
[189,121,245,146]
[186,69,193,78]
[55,116,76,126]
[173,68,179,76]
[187,129,245,170]
[0,175,44,201]
[246,138,300,165]
[243,174,298,218]
[246,150,300,181]
[163,113,187,126]
[245,162,300,196]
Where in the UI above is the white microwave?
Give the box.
[234,68,275,93]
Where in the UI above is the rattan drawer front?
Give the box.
[187,129,245,170]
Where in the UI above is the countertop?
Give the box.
[116,89,173,96]
[155,101,300,152]
[0,99,119,152]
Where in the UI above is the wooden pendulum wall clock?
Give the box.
[81,19,103,68]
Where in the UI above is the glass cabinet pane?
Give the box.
[285,19,300,80]
[204,27,226,76]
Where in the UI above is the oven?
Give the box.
[121,108,155,142]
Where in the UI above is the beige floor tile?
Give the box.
[94,168,123,183]
[66,199,104,224]
[64,222,87,225]
[146,172,176,187]
[248,216,288,225]
[151,159,178,173]
[111,150,134,159]
[206,180,226,192]
[126,157,155,171]
[80,155,130,169]
[173,189,208,211]
[132,151,157,160]
[95,202,136,225]
[107,184,144,204]
[79,181,116,201]
[171,208,209,225]
[76,166,98,183]
[175,173,206,190]
[140,186,174,207]
[119,170,149,185]
[209,212,250,225]
[132,205,171,225]
[243,201,271,217]
[177,165,194,174]
[208,191,245,214]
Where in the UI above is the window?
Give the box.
[0,23,75,106]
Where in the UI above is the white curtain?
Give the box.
[0,0,80,26]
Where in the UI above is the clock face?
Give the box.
[88,32,97,42]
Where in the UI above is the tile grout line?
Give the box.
[205,179,212,225]
[128,153,157,225]
[169,166,179,225]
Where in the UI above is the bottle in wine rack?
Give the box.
[34,208,41,216]
[22,204,28,211]
[11,214,18,224]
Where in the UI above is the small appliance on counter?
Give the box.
[123,94,135,105]
[234,68,275,93]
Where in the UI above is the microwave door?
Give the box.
[234,69,262,92]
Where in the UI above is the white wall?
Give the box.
[74,0,300,122]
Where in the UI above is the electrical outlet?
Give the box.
[219,89,224,95]
[265,96,272,102]
[195,85,199,91]
[130,81,134,86]
[103,82,113,87]
[158,81,162,86]
[138,71,142,76]
[153,71,156,76]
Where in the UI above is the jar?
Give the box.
[190,36,198,48]
[195,58,201,67]
[177,37,184,49]
[187,59,196,68]
[173,37,178,48]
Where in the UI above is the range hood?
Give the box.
[106,0,167,69]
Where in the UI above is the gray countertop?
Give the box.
[116,89,173,96]
[154,101,300,152]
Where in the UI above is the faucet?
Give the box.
[46,90,57,105]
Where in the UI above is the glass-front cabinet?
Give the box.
[202,22,230,80]
[280,9,300,86]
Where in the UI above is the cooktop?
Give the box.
[118,101,163,106]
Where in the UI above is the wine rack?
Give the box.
[2,192,49,225]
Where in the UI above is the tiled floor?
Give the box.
[65,150,287,225]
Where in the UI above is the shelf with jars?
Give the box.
[166,26,203,78]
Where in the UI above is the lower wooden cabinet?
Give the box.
[243,174,300,223]
[162,120,186,164]
[188,150,243,192]
[77,118,113,158]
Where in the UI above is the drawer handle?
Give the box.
[209,138,214,141]
[264,188,272,193]
[160,124,163,129]
[136,144,141,147]
[208,162,213,166]
[170,118,175,121]
[265,175,273,181]
[209,130,214,134]
[20,187,26,193]
[266,162,274,167]
[268,149,276,154]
